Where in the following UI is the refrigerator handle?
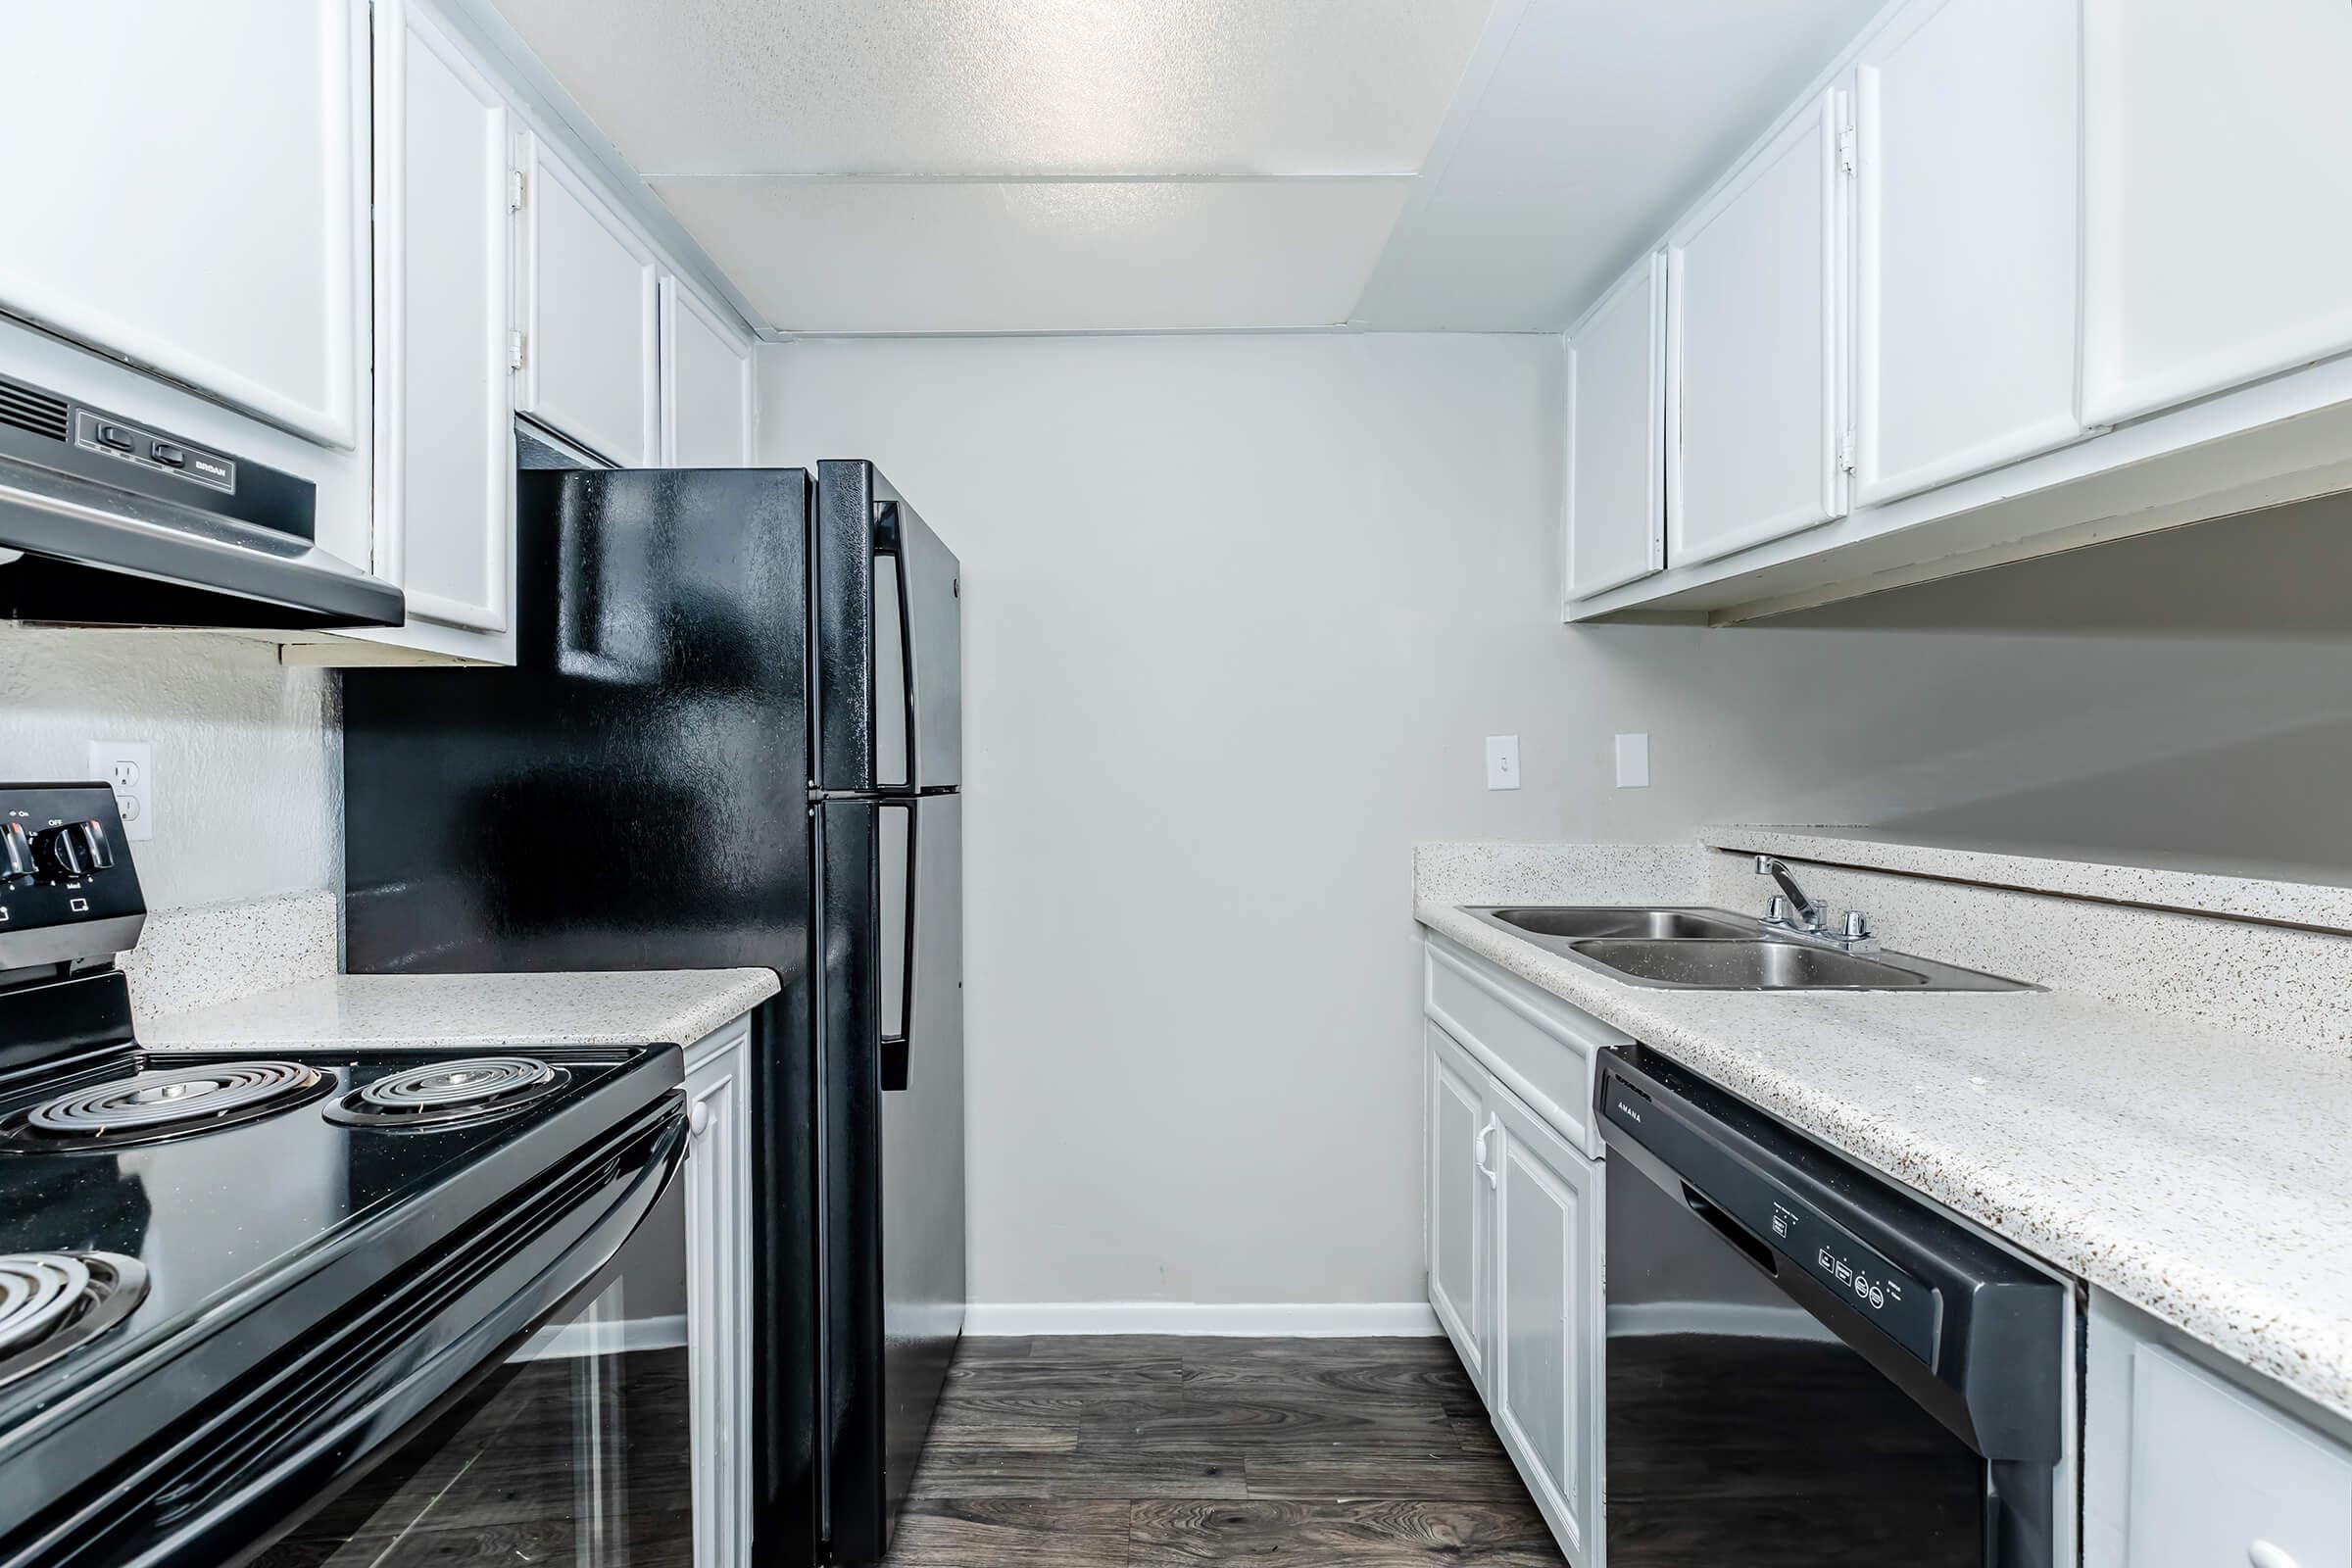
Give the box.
[874,503,920,794]
[879,798,917,1091]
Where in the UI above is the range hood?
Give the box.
[0,370,402,631]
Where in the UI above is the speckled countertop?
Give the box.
[1707,823,2352,934]
[143,969,780,1053]
[1415,865,2352,1425]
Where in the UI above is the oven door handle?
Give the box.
[102,1101,693,1568]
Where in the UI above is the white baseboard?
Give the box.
[519,1311,689,1360]
[962,1301,1443,1338]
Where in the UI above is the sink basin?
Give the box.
[1570,938,1934,989]
[1490,906,1756,941]
[1463,905,2034,992]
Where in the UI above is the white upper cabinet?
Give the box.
[2083,0,2352,425]
[662,279,757,467]
[516,134,661,467]
[1854,0,2081,504]
[1564,253,1666,602]
[372,0,513,650]
[1667,88,1848,567]
[0,5,366,448]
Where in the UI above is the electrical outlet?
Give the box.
[87,741,153,841]
[1615,732,1650,789]
[1485,735,1521,791]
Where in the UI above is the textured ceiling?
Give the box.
[1356,0,1886,331]
[489,0,1891,333]
[489,0,1493,175]
[655,176,1413,333]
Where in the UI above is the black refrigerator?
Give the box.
[341,452,965,1567]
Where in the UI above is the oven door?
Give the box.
[254,1154,692,1566]
[6,1099,698,1568]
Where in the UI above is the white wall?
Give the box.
[763,332,2352,1312]
[0,630,337,908]
[766,335,1583,1310]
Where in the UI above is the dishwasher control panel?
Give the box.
[1602,1071,1938,1365]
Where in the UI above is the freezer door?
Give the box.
[815,793,965,1562]
[813,461,961,792]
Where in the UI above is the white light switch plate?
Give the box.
[1485,735,1520,791]
[88,740,153,841]
[1615,732,1650,789]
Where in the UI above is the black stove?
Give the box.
[0,785,691,1568]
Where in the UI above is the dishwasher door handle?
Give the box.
[1683,1183,1777,1275]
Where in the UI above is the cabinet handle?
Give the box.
[2248,1543,2299,1568]
[1473,1114,1499,1189]
[688,1100,711,1139]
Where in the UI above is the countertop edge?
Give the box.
[142,968,783,1053]
[1413,898,2352,1427]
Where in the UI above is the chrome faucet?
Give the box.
[1755,855,1826,931]
[1755,856,1879,954]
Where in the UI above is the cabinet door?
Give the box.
[1490,1088,1601,1568]
[1668,87,1846,565]
[517,135,661,467]
[1565,253,1666,601]
[0,4,365,447]
[1425,1023,1492,1391]
[2125,1346,2352,1568]
[2084,0,2352,425]
[662,278,756,467]
[374,0,513,638]
[1854,0,2081,504]
[685,1033,752,1568]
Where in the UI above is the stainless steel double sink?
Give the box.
[1465,906,2032,992]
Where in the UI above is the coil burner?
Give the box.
[4,1061,331,1151]
[324,1056,569,1130]
[0,1251,149,1387]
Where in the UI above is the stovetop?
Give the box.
[0,1036,672,1431]
[0,783,699,1563]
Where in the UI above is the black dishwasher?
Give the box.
[1593,1045,2069,1567]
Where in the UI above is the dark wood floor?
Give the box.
[887,1335,1563,1567]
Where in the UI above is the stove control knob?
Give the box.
[33,819,114,881]
[0,822,33,887]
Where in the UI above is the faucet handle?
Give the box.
[1840,909,1873,941]
[1763,894,1790,926]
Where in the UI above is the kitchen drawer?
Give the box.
[2127,1343,2352,1568]
[1424,934,1629,1158]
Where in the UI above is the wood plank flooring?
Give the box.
[886,1335,1563,1567]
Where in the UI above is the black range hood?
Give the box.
[0,370,403,631]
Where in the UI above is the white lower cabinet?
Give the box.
[2086,1289,2352,1568]
[1423,1005,1604,1568]
[683,1015,753,1568]
[1426,1023,1493,1389]
[1488,1087,1601,1565]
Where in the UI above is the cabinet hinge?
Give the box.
[1837,430,1856,473]
[1837,123,1857,177]
[508,168,526,212]
[508,331,526,372]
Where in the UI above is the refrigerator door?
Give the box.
[340,465,823,1568]
[815,793,965,1561]
[813,461,961,793]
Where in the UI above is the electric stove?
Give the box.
[0,785,690,1568]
